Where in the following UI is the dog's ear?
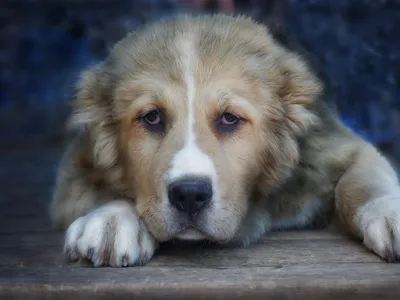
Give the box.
[68,65,121,176]
[69,65,110,129]
[256,41,323,192]
[277,50,322,137]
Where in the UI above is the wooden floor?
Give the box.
[1,145,400,299]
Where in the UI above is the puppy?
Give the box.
[50,14,400,267]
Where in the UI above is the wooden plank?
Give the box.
[0,190,52,208]
[1,264,400,300]
[0,229,348,244]
[0,204,50,217]
[0,231,382,269]
[0,175,55,187]
[0,217,52,234]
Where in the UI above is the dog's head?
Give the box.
[71,15,322,242]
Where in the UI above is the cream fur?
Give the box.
[50,14,400,267]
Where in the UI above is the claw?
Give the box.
[65,246,79,263]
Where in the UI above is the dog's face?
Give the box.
[73,15,321,243]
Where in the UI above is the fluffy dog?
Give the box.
[50,14,400,267]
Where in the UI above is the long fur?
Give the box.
[50,14,400,267]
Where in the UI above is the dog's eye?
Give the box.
[143,110,161,125]
[220,112,239,125]
[217,112,243,134]
[140,109,165,133]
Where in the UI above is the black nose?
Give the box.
[168,178,213,215]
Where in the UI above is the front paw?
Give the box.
[64,201,158,267]
[357,195,400,262]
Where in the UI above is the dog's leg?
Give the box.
[49,133,113,230]
[335,140,400,262]
[50,139,158,267]
[230,206,272,247]
[63,200,158,267]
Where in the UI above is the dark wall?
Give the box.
[0,0,399,163]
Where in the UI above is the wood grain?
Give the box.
[0,231,382,268]
[1,147,399,299]
[1,264,400,300]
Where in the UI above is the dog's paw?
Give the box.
[357,195,400,262]
[64,201,158,267]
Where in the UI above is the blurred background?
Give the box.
[0,0,399,166]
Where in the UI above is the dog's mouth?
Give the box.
[171,210,210,241]
[175,226,207,241]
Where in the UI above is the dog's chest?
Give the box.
[265,167,337,231]
[269,197,334,231]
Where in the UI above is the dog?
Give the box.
[50,14,400,267]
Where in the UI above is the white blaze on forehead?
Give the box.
[166,36,217,184]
